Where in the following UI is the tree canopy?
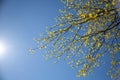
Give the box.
[31,0,120,80]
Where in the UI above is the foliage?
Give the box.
[31,0,120,80]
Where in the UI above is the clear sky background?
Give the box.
[0,0,112,80]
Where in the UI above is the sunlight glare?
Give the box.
[0,42,6,56]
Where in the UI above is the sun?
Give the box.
[0,42,6,55]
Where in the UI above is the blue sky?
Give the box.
[0,0,112,80]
